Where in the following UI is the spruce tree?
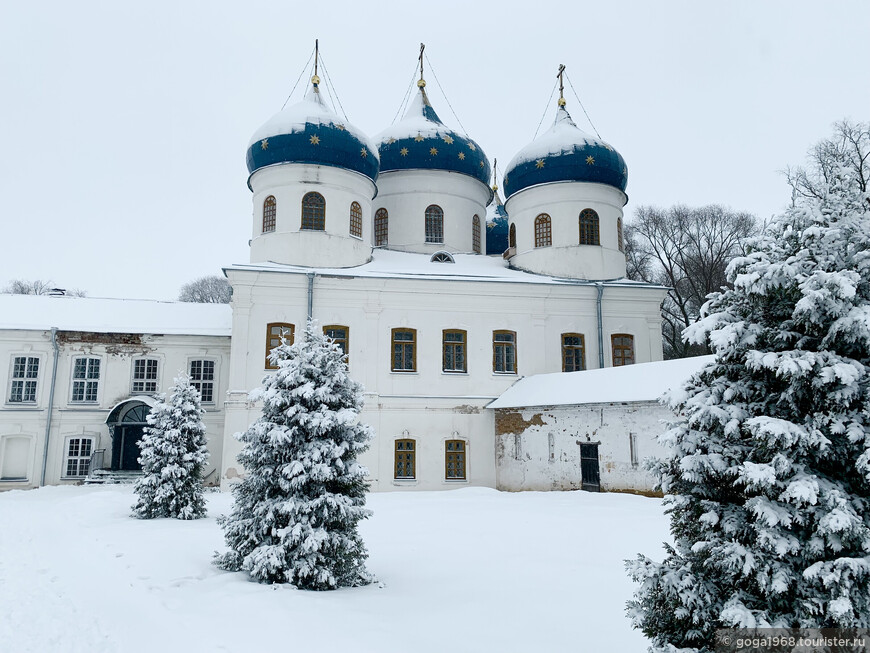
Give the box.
[627,159,870,650]
[132,374,209,520]
[215,321,373,589]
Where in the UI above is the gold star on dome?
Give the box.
[443,135,454,144]
[604,144,612,151]
[586,155,595,165]
[535,159,545,169]
[310,135,320,145]
[360,148,368,158]
[414,134,424,142]
[335,124,345,131]
[479,161,484,168]
[400,147,409,156]
[430,147,438,155]
[260,138,269,150]
[458,152,466,160]
[468,143,476,151]
[386,137,396,144]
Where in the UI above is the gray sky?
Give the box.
[2,1,868,300]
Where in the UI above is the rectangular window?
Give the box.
[265,323,294,369]
[395,439,415,479]
[611,334,635,367]
[323,325,349,362]
[493,330,517,374]
[131,358,158,394]
[189,359,215,403]
[64,437,93,478]
[9,356,39,403]
[445,440,466,480]
[71,357,100,403]
[442,329,467,373]
[562,333,586,372]
[391,328,417,372]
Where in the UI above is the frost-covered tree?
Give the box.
[627,148,870,649]
[215,321,373,590]
[178,275,231,303]
[132,375,209,520]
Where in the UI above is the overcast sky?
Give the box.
[1,1,868,301]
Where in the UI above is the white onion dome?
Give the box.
[376,87,491,186]
[246,82,379,188]
[503,105,627,199]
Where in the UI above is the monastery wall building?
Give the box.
[0,57,672,493]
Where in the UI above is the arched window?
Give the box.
[349,202,362,238]
[534,214,552,248]
[375,208,389,246]
[509,223,516,248]
[472,215,481,254]
[262,195,276,233]
[579,209,600,245]
[445,440,467,480]
[301,192,325,231]
[425,205,444,244]
[617,216,624,252]
[395,439,415,479]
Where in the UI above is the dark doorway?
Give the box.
[110,403,151,471]
[580,442,600,492]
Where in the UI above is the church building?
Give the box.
[0,51,670,493]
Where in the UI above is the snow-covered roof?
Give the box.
[488,355,715,409]
[227,248,666,289]
[0,295,233,336]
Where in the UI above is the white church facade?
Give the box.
[0,57,673,493]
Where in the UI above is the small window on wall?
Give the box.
[472,215,481,254]
[262,195,276,233]
[493,330,517,374]
[64,437,93,478]
[425,205,444,243]
[442,330,467,373]
[349,202,363,238]
[509,223,516,248]
[391,328,417,372]
[131,358,159,394]
[70,357,100,403]
[9,355,39,403]
[611,334,635,367]
[189,359,216,403]
[534,214,552,248]
[301,192,326,230]
[445,440,466,480]
[266,323,295,369]
[395,439,415,479]
[579,209,600,245]
[617,216,624,253]
[323,325,349,362]
[374,208,389,246]
[562,333,586,372]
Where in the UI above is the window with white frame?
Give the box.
[189,359,215,403]
[71,357,100,403]
[131,358,159,394]
[64,437,94,478]
[9,356,39,403]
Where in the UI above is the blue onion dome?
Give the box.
[246,80,379,186]
[376,87,491,186]
[503,104,628,199]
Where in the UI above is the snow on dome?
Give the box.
[376,88,491,186]
[246,84,379,184]
[503,105,628,199]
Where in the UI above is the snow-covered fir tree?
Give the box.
[132,374,209,520]
[627,155,870,650]
[214,320,373,590]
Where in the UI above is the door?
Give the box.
[580,443,600,492]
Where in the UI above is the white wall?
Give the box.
[374,170,491,255]
[505,181,628,280]
[494,402,672,493]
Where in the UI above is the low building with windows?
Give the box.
[1,58,672,492]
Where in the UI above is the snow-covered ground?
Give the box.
[0,486,668,652]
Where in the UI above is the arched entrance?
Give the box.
[105,398,155,471]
